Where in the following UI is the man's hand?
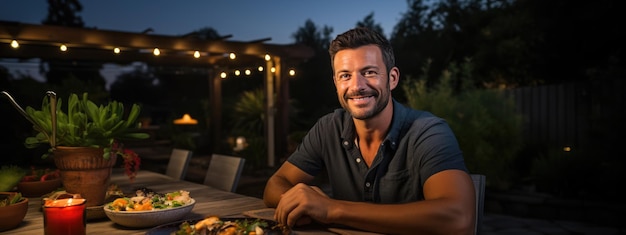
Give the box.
[274,183,331,227]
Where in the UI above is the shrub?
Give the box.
[402,60,523,190]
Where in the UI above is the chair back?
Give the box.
[165,148,193,180]
[203,154,246,192]
[471,174,486,235]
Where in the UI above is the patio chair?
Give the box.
[203,154,246,192]
[165,148,193,180]
[471,174,486,235]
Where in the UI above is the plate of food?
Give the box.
[145,216,291,235]
[104,188,195,228]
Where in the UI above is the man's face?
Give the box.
[332,45,395,120]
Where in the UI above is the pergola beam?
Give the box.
[0,21,313,61]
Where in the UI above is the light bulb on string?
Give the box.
[10,40,19,48]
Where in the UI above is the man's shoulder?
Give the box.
[393,101,438,121]
[391,102,451,136]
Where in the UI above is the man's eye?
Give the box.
[338,74,350,80]
[364,70,378,76]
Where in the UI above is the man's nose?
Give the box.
[348,73,367,89]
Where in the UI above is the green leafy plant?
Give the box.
[0,192,24,207]
[0,165,26,191]
[5,91,150,180]
[23,92,149,157]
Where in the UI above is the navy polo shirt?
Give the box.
[287,99,468,203]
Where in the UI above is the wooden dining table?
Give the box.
[6,169,380,235]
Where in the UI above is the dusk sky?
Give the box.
[1,0,409,44]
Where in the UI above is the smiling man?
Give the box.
[263,27,476,235]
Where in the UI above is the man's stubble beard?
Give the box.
[339,80,391,120]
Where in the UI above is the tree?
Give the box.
[392,0,526,88]
[109,64,165,107]
[291,19,334,51]
[42,0,84,27]
[41,0,107,90]
[522,0,625,83]
[356,12,385,37]
[289,20,338,129]
[184,27,223,40]
[391,0,625,88]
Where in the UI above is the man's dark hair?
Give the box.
[328,27,395,73]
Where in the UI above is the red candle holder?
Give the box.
[43,198,87,235]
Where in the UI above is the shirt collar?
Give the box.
[340,99,408,151]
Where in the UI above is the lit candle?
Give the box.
[43,198,87,235]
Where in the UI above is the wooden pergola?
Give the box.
[0,20,315,167]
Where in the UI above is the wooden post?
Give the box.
[210,70,222,153]
[265,59,275,167]
[275,60,289,164]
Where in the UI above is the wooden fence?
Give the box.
[506,79,625,152]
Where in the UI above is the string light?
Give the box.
[3,40,298,79]
[10,40,19,48]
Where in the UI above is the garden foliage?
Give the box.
[402,60,523,190]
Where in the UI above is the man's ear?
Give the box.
[389,67,400,90]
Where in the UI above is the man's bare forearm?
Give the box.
[263,175,293,207]
[327,199,473,235]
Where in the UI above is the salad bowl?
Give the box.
[104,198,196,228]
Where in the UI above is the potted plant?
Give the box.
[2,91,149,206]
[0,192,28,232]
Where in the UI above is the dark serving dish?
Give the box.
[145,217,290,235]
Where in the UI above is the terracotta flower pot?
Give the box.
[0,192,29,232]
[53,146,116,207]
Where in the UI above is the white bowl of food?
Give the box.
[103,189,195,228]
